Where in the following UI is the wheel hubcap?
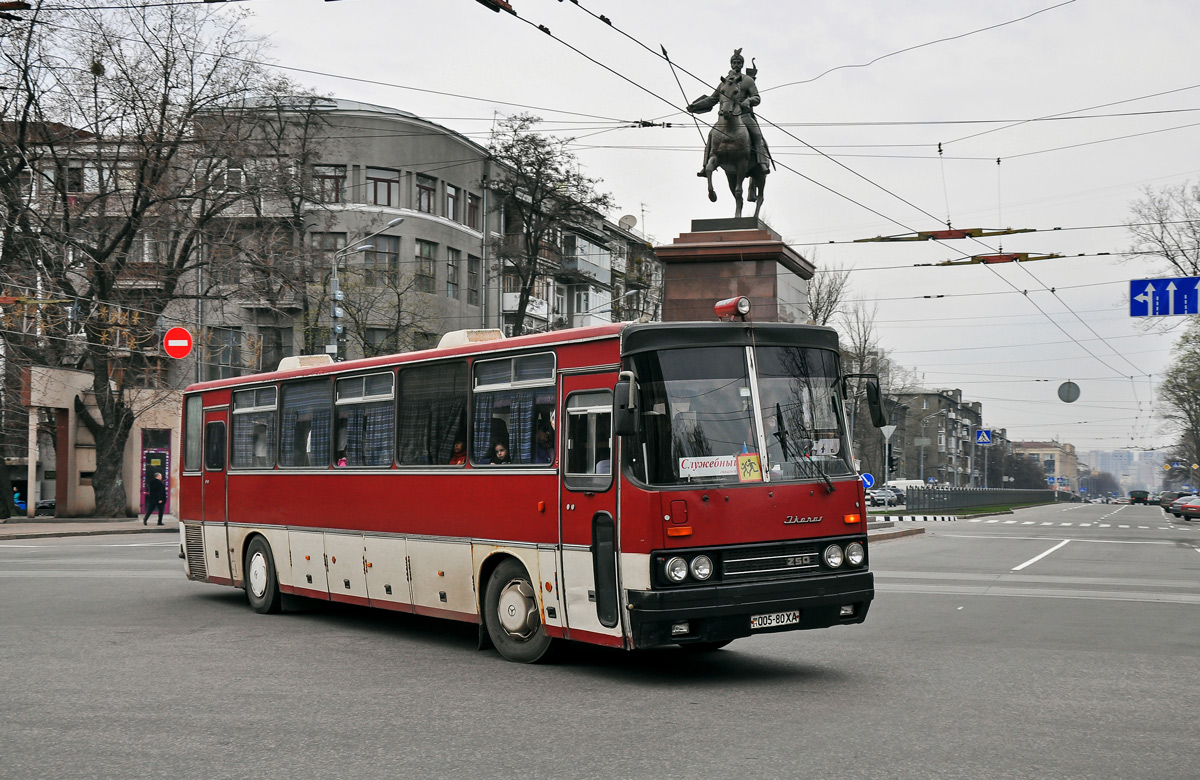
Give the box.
[248,551,268,598]
[496,578,538,640]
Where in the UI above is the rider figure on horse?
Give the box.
[687,49,772,178]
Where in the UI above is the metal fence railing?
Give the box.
[905,488,1059,511]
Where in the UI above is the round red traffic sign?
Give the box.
[163,327,193,359]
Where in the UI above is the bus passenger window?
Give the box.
[397,362,467,466]
[279,379,332,468]
[470,353,556,466]
[335,373,395,467]
[231,387,277,469]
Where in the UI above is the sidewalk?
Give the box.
[0,515,179,541]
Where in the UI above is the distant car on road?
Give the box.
[1159,490,1185,509]
[1179,496,1200,521]
[866,489,896,507]
[1129,490,1150,504]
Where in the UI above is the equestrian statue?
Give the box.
[687,49,773,219]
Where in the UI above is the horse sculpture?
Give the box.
[700,93,767,220]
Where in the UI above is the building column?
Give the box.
[26,408,37,518]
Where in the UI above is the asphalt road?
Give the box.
[1,505,1197,780]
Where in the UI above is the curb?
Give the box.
[868,526,925,542]
[0,524,178,542]
[873,515,958,522]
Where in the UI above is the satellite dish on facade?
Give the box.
[618,215,637,231]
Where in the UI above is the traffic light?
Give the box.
[887,443,899,472]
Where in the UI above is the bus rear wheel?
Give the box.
[244,536,282,614]
[484,558,554,663]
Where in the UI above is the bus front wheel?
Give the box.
[484,558,554,663]
[244,536,282,614]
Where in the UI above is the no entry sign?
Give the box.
[163,327,193,359]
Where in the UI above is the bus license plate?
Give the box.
[750,610,800,630]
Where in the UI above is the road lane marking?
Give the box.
[940,534,1177,545]
[1012,539,1072,571]
[876,582,1200,605]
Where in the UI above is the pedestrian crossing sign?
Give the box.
[976,429,993,445]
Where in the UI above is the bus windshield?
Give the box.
[632,345,853,486]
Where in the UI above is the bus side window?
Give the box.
[204,422,226,471]
[564,390,613,492]
[397,362,467,466]
[279,379,332,468]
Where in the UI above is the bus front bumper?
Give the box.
[625,570,874,649]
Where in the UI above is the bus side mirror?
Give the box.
[614,371,640,437]
[865,379,888,428]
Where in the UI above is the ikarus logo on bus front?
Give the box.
[783,515,823,524]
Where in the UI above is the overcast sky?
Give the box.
[233,0,1200,454]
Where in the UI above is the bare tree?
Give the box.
[806,252,850,327]
[1158,319,1200,477]
[487,114,615,336]
[0,2,301,515]
[1126,181,1200,277]
[338,262,437,358]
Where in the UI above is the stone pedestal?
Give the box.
[653,217,814,322]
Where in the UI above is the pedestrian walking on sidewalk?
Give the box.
[144,473,166,526]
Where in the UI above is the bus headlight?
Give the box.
[845,542,865,566]
[665,556,689,583]
[823,544,844,568]
[689,555,713,580]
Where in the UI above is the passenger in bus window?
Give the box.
[533,424,555,464]
[449,441,467,465]
[490,442,511,464]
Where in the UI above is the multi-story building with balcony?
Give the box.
[5,99,662,515]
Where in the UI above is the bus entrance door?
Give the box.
[559,373,622,645]
[201,408,232,584]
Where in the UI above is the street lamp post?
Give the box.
[328,217,403,359]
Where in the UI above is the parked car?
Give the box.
[880,486,906,504]
[866,489,896,507]
[1179,495,1200,521]
[1168,494,1198,518]
[34,498,55,517]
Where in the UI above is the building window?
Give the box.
[312,165,345,203]
[416,239,437,293]
[215,165,245,192]
[65,162,85,193]
[365,236,400,287]
[467,255,480,305]
[365,327,397,356]
[446,248,461,299]
[366,168,400,207]
[467,193,481,230]
[259,326,293,372]
[206,327,243,381]
[416,174,436,213]
[445,184,460,222]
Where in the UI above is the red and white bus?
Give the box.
[179,300,886,662]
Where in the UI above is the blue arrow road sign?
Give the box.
[860,473,875,489]
[976,429,992,445]
[1130,276,1200,317]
